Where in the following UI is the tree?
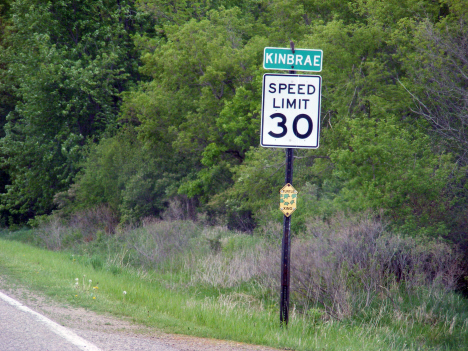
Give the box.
[393,4,468,244]
[0,0,152,222]
[122,7,266,208]
[0,1,13,224]
[221,0,456,235]
[397,18,468,165]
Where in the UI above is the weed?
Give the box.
[2,213,466,350]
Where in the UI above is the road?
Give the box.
[0,291,180,351]
[0,288,280,351]
[0,291,88,351]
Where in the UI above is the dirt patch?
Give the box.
[0,278,283,351]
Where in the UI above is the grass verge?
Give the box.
[1,237,468,350]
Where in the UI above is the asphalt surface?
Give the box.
[0,294,85,351]
[0,285,280,351]
[0,292,180,351]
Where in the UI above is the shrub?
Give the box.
[190,213,462,320]
[35,205,118,250]
[123,219,203,269]
[291,214,462,319]
[190,241,277,289]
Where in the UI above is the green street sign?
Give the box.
[263,47,323,72]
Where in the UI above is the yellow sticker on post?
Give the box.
[280,183,298,217]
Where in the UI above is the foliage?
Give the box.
[2,1,468,348]
[0,0,153,222]
[65,127,174,222]
[0,0,467,250]
[1,214,467,349]
[128,7,267,205]
[330,116,454,236]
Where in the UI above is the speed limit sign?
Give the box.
[261,74,322,148]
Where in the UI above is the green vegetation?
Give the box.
[1,0,468,349]
[0,0,466,238]
[1,216,467,350]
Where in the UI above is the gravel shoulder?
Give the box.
[0,278,283,351]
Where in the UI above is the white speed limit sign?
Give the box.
[261,74,322,148]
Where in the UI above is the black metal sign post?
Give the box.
[279,63,296,327]
[280,147,294,326]
[261,42,322,327]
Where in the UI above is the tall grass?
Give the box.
[1,212,467,350]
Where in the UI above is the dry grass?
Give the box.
[190,243,277,288]
[290,214,462,319]
[121,218,203,268]
[36,209,463,324]
[16,211,468,349]
[188,213,462,320]
[36,205,118,250]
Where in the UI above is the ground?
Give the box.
[0,277,283,351]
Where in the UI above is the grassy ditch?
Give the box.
[0,215,467,350]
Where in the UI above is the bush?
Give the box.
[123,219,203,269]
[34,209,463,322]
[190,213,462,320]
[35,205,118,250]
[64,128,170,222]
[190,239,277,289]
[291,214,462,319]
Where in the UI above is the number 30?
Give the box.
[268,113,313,139]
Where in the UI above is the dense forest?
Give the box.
[0,0,467,250]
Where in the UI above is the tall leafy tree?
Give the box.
[122,7,265,204]
[0,1,13,130]
[392,1,468,242]
[23,0,467,240]
[0,0,151,222]
[0,1,13,225]
[223,0,459,234]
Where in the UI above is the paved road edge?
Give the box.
[0,291,102,351]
